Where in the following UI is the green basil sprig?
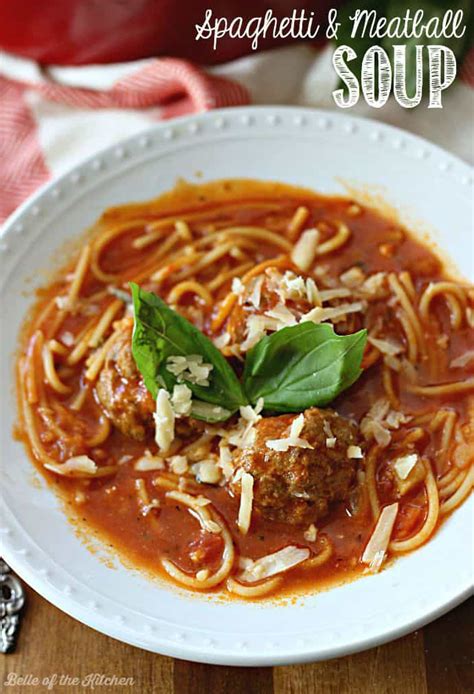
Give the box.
[243,323,367,412]
[130,283,367,422]
[130,283,247,422]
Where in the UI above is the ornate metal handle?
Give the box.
[0,559,25,653]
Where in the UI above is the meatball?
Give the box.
[95,317,204,441]
[232,408,360,524]
[95,318,154,440]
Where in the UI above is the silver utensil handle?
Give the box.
[0,559,25,653]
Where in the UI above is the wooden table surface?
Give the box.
[1,587,472,694]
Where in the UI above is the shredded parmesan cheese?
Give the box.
[237,472,254,535]
[240,399,264,423]
[393,453,418,480]
[166,354,213,387]
[248,276,264,309]
[300,301,365,325]
[362,502,399,572]
[347,445,363,459]
[171,383,193,416]
[360,398,410,448]
[290,413,305,438]
[169,455,189,475]
[232,468,244,484]
[239,546,310,583]
[134,455,165,471]
[340,266,365,288]
[291,228,320,271]
[154,389,175,452]
[241,314,279,351]
[367,399,391,421]
[271,270,321,307]
[264,302,298,328]
[306,277,321,306]
[366,421,391,448]
[231,277,245,296]
[319,287,352,302]
[360,272,387,297]
[213,332,231,349]
[265,438,313,452]
[266,414,313,452]
[226,400,264,449]
[278,271,307,300]
[192,459,221,484]
[385,410,411,429]
[218,446,234,480]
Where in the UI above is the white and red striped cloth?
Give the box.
[0,56,250,222]
[1,44,473,224]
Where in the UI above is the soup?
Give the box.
[16,179,474,599]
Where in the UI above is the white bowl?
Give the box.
[1,107,472,665]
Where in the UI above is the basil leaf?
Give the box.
[130,283,247,421]
[243,323,367,412]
